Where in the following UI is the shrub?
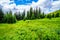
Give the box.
[55,13,60,17]
[47,14,52,19]
[52,13,55,18]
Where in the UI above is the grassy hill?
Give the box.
[51,10,60,14]
[49,10,60,16]
[0,17,60,40]
[48,10,60,14]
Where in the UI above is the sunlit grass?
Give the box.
[0,17,60,40]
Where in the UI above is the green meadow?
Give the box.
[0,17,60,40]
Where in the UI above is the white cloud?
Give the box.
[0,0,60,13]
[51,1,60,11]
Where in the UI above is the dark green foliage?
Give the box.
[40,12,45,18]
[39,8,41,14]
[27,11,30,19]
[55,13,60,17]
[52,13,55,18]
[35,8,39,19]
[0,9,4,23]
[26,7,47,19]
[3,12,8,23]
[22,10,25,20]
[30,7,33,19]
[56,29,60,35]
[49,10,60,18]
[38,8,41,18]
[31,10,35,19]
[14,10,26,21]
[0,7,60,23]
[26,7,42,19]
[34,9,37,19]
[15,12,22,20]
[47,14,52,19]
[3,11,16,23]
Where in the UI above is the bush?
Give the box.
[55,13,60,17]
[47,14,52,19]
[52,13,55,18]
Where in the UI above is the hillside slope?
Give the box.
[0,17,60,40]
[50,10,60,15]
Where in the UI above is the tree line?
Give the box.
[0,8,60,23]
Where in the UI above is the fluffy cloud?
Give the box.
[0,0,60,13]
[51,0,60,11]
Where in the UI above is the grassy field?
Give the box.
[0,17,60,40]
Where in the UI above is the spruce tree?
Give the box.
[34,9,37,19]
[3,11,16,23]
[27,11,30,19]
[3,12,8,23]
[33,8,39,19]
[30,7,33,19]
[15,12,22,20]
[38,8,41,18]
[6,11,16,23]
[31,11,35,19]
[22,10,25,20]
[0,8,4,23]
[41,12,45,18]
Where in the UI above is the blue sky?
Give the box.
[0,0,60,13]
[13,0,38,5]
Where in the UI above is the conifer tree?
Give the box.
[41,12,45,18]
[7,11,16,23]
[27,11,30,19]
[31,10,35,19]
[34,9,37,19]
[33,8,38,19]
[15,12,22,20]
[0,8,4,23]
[4,11,16,23]
[22,10,25,20]
[30,7,33,19]
[38,8,41,18]
[3,12,8,23]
